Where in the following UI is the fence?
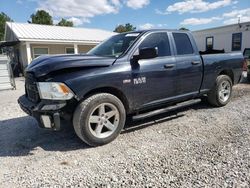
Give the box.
[0,55,16,90]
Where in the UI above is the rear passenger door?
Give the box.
[172,32,203,96]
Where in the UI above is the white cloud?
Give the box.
[37,0,121,24]
[158,0,233,14]
[155,9,169,15]
[36,0,149,26]
[111,0,121,6]
[223,8,250,24]
[16,0,23,4]
[139,23,154,30]
[126,0,150,9]
[139,23,167,30]
[156,23,168,28]
[180,7,250,26]
[223,16,250,24]
[67,17,86,26]
[223,8,250,18]
[180,17,221,25]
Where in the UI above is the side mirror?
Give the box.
[133,47,158,60]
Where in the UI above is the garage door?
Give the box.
[0,55,15,90]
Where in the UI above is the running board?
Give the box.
[132,99,201,121]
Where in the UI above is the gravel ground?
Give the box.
[0,78,250,187]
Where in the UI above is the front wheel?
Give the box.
[207,75,233,107]
[73,93,126,146]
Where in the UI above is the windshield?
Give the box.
[87,32,141,58]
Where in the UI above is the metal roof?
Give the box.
[5,22,116,43]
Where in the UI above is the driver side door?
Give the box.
[131,32,178,109]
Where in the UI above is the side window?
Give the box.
[232,33,242,51]
[65,47,75,54]
[206,36,214,50]
[33,47,49,58]
[139,33,171,57]
[173,33,194,55]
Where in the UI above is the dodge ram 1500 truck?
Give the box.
[18,30,244,146]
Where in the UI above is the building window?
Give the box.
[33,47,49,58]
[65,47,75,54]
[232,33,242,51]
[206,37,214,50]
[173,33,194,55]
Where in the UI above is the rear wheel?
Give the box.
[207,75,233,107]
[73,93,126,146]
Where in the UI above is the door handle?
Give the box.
[164,64,175,69]
[191,61,201,65]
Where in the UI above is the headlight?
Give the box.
[37,82,74,100]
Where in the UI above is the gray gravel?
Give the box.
[0,78,250,187]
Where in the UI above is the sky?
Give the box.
[1,0,250,31]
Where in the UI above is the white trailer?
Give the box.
[192,21,250,53]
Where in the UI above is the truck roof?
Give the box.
[117,29,190,35]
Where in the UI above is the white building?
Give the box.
[192,21,250,53]
[0,22,115,74]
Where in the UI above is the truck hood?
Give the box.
[26,54,116,77]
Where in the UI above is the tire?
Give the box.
[247,73,250,82]
[207,75,233,107]
[73,93,126,146]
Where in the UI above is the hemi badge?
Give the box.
[123,79,131,84]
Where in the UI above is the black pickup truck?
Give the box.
[18,30,244,146]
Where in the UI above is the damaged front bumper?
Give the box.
[18,95,67,131]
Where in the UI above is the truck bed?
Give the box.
[200,52,243,91]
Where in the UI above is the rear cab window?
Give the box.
[172,33,194,55]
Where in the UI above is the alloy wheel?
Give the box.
[88,103,120,139]
[218,80,231,103]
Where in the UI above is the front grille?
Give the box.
[25,73,40,103]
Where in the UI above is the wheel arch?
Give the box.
[218,69,234,84]
[82,87,130,114]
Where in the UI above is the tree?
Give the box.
[114,23,136,33]
[179,27,189,31]
[30,10,53,25]
[0,12,13,41]
[57,18,73,27]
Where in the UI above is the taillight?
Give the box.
[243,59,248,71]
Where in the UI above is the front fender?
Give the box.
[63,64,135,112]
